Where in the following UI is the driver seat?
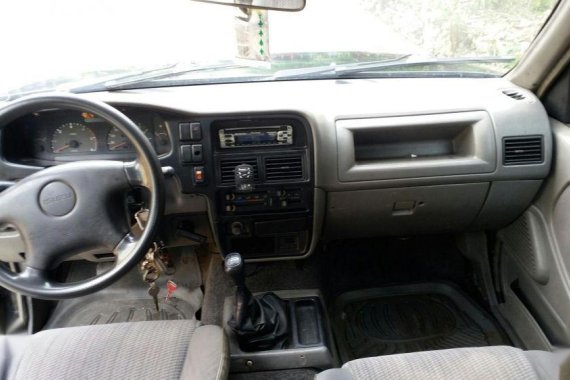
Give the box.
[0,320,228,380]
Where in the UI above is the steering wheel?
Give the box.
[0,93,164,299]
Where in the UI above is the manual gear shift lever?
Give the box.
[224,252,289,351]
[224,252,250,329]
[224,252,245,287]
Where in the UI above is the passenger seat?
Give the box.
[316,346,570,380]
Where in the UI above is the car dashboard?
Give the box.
[0,77,553,262]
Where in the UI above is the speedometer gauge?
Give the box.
[51,123,97,154]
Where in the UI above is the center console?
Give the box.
[212,116,314,259]
[171,113,323,371]
[172,113,314,260]
[223,253,336,373]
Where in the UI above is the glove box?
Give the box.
[325,183,489,239]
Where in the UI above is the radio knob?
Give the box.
[231,222,244,236]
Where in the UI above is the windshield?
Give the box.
[1,0,558,95]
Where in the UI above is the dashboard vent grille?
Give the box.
[503,136,543,165]
[502,90,526,101]
[265,155,304,181]
[219,157,259,185]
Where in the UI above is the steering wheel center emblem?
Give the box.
[39,181,76,216]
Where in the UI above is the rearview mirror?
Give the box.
[191,0,305,12]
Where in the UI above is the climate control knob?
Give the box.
[231,221,244,236]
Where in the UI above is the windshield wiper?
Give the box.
[69,63,179,93]
[272,54,412,79]
[0,64,182,100]
[336,56,514,76]
[103,62,249,91]
[71,62,248,92]
[272,56,514,79]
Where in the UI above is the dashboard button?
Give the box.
[193,166,205,185]
[180,145,192,163]
[190,122,202,140]
[179,123,191,140]
[191,144,203,162]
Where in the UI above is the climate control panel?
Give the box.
[221,187,308,214]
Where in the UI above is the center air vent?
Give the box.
[265,155,304,181]
[503,136,543,165]
[219,157,259,185]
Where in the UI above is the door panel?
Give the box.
[497,119,570,348]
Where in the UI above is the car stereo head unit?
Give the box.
[219,125,293,148]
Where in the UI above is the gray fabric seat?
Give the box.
[0,320,228,380]
[317,346,570,380]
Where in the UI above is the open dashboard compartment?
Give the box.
[336,111,497,182]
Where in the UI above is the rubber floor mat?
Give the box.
[45,247,203,329]
[47,296,198,328]
[334,283,510,363]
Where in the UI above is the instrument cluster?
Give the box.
[4,107,172,164]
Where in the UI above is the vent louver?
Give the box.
[503,136,543,165]
[219,157,259,185]
[502,90,526,101]
[265,155,304,181]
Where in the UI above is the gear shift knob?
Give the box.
[224,252,245,287]
[234,164,255,193]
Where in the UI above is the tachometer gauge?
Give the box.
[51,122,97,154]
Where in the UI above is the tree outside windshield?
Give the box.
[358,0,556,59]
